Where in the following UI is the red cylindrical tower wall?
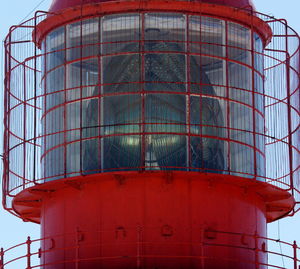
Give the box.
[40,172,267,269]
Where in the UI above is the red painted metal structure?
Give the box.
[2,0,300,268]
[48,0,255,13]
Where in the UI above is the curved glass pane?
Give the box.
[43,13,265,180]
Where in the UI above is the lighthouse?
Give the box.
[2,0,300,268]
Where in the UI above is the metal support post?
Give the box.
[26,236,31,269]
[0,248,4,269]
[293,241,298,269]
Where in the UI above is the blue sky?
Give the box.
[0,0,299,267]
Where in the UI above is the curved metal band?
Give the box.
[34,0,272,48]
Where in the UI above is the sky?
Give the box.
[0,0,299,267]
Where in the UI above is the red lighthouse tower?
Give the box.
[2,0,300,268]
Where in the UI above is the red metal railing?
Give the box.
[0,228,299,269]
[2,4,300,215]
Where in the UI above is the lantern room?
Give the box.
[39,2,267,180]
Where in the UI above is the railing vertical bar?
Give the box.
[0,248,4,269]
[293,241,298,269]
[284,19,294,197]
[26,236,31,269]
[33,12,38,184]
